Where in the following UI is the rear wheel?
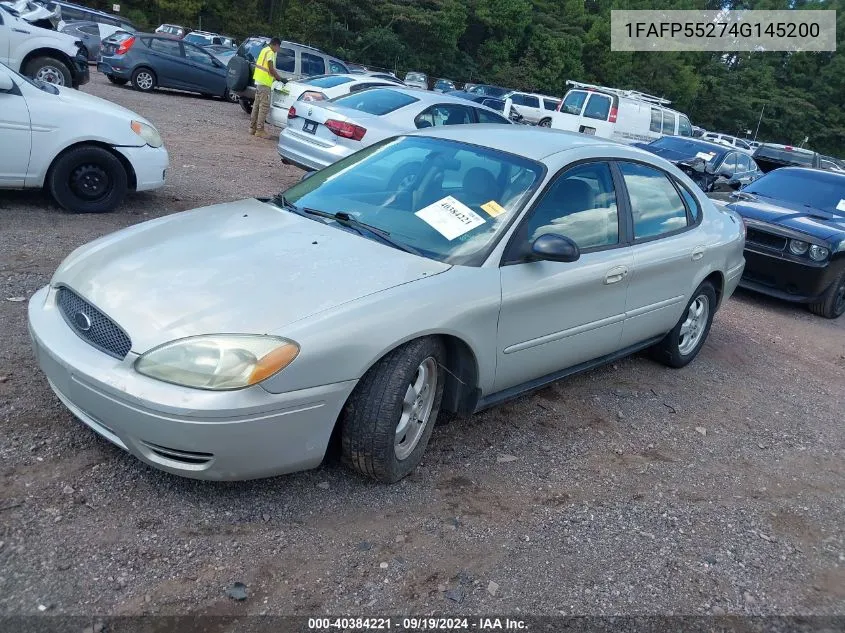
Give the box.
[538,118,552,128]
[808,269,845,319]
[25,56,72,87]
[239,98,253,114]
[650,282,717,368]
[47,146,128,214]
[341,337,446,483]
[107,75,128,85]
[131,68,156,92]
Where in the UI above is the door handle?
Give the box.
[604,265,628,285]
[691,246,706,261]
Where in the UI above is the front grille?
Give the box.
[746,227,787,252]
[56,287,132,359]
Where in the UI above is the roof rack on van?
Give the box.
[565,80,671,106]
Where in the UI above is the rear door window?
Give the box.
[301,52,326,76]
[276,47,295,72]
[148,38,182,57]
[583,93,611,121]
[560,90,587,115]
[415,104,473,128]
[650,109,663,133]
[332,88,419,116]
[619,162,689,239]
[662,111,676,135]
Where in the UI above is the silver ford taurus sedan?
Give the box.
[29,126,746,483]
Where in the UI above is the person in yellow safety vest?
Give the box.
[250,37,282,138]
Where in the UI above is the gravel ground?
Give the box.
[1,74,844,619]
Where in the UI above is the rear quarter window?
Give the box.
[332,89,419,116]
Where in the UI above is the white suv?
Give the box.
[503,91,561,126]
[0,3,90,87]
[0,62,168,213]
[701,132,754,154]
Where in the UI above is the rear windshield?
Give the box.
[560,90,588,115]
[753,146,815,167]
[307,75,355,89]
[331,88,418,116]
[406,72,426,81]
[744,170,845,215]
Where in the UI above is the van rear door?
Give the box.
[579,91,615,138]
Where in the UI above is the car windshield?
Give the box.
[648,137,727,158]
[330,88,419,116]
[744,170,845,215]
[278,136,545,265]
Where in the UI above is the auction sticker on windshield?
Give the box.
[416,196,486,240]
[696,152,716,161]
[481,200,506,217]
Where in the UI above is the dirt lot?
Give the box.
[1,74,844,619]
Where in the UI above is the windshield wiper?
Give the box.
[302,208,422,256]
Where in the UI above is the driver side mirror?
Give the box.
[530,234,580,263]
[0,73,14,92]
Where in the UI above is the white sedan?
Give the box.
[266,73,403,128]
[0,62,168,213]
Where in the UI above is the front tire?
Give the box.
[808,268,845,319]
[25,56,73,87]
[131,68,156,92]
[341,337,446,483]
[47,146,129,213]
[650,281,717,368]
[538,118,552,128]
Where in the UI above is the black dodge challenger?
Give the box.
[717,167,845,319]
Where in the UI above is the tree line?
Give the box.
[94,0,843,156]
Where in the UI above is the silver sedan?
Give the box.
[29,127,746,483]
[278,87,512,171]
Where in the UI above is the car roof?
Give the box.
[385,87,503,107]
[759,143,815,155]
[654,137,731,152]
[771,166,845,179]
[409,125,630,160]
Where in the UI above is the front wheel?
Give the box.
[649,281,717,368]
[25,56,72,87]
[239,98,253,114]
[341,337,446,483]
[47,146,128,213]
[808,269,845,319]
[538,118,552,128]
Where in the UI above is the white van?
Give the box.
[547,80,694,144]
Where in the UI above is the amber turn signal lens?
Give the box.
[248,344,299,384]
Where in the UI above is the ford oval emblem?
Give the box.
[73,311,92,332]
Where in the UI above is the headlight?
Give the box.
[130,120,163,148]
[809,244,829,261]
[788,239,808,255]
[135,335,299,390]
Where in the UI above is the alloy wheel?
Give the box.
[394,357,438,460]
[678,294,710,355]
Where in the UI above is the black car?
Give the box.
[752,144,821,173]
[98,33,230,99]
[446,90,523,122]
[723,167,845,319]
[634,136,763,193]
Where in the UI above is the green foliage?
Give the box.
[103,0,842,155]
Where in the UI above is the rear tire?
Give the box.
[341,337,446,483]
[649,282,717,368]
[107,75,128,85]
[239,98,253,114]
[538,118,552,128]
[131,68,156,92]
[808,269,845,319]
[24,56,73,87]
[47,145,129,214]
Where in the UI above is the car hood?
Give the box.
[729,197,845,240]
[52,199,451,353]
[54,85,148,122]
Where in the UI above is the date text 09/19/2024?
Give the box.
[307,617,527,630]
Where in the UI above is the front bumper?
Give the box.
[28,285,356,480]
[739,247,840,303]
[278,128,348,171]
[114,145,169,192]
